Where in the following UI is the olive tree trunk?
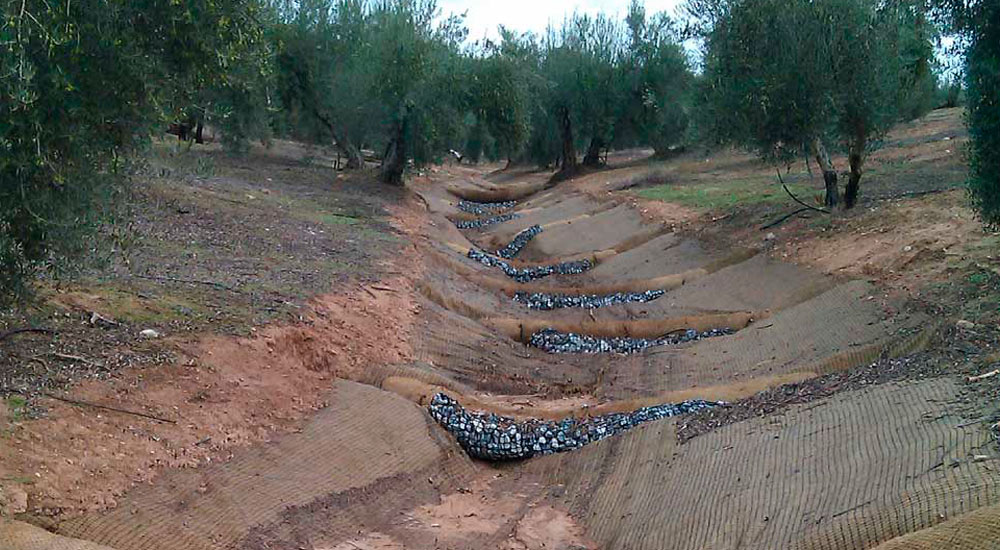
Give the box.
[811,137,839,208]
[557,106,577,178]
[844,133,866,209]
[336,137,364,170]
[380,106,410,186]
[314,109,364,169]
[582,136,605,168]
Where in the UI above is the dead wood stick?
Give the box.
[968,369,1000,383]
[360,285,378,299]
[956,416,989,429]
[49,352,103,368]
[43,393,177,424]
[131,274,239,292]
[370,284,398,293]
[0,327,55,342]
[832,499,874,519]
[760,207,812,231]
[777,169,829,214]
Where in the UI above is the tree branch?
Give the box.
[0,327,55,342]
[777,169,829,214]
[43,392,177,424]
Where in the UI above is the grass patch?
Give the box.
[48,285,213,325]
[636,176,818,210]
[0,475,35,484]
[6,396,28,422]
[265,194,367,227]
[147,141,218,179]
[941,238,1000,324]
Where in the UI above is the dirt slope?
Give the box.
[3,108,998,550]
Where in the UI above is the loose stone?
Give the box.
[455,213,519,230]
[457,200,516,216]
[429,393,723,461]
[467,248,592,283]
[495,225,543,259]
[529,327,734,354]
[513,289,665,310]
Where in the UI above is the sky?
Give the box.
[437,0,686,42]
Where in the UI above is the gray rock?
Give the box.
[429,393,723,461]
[468,249,592,283]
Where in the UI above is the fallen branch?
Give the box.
[873,187,956,202]
[131,274,239,293]
[832,499,874,519]
[760,207,812,231]
[370,284,398,293]
[49,352,103,368]
[0,327,55,342]
[360,285,378,299]
[956,416,989,429]
[43,393,177,424]
[777,169,829,214]
[968,369,1000,383]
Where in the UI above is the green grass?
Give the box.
[148,141,218,179]
[6,396,28,422]
[0,475,35,484]
[267,195,365,226]
[636,176,818,210]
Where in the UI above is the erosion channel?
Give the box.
[10,168,1000,550]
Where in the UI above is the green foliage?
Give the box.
[515,6,693,170]
[469,44,530,161]
[694,0,938,206]
[5,395,27,421]
[273,0,468,174]
[617,1,692,154]
[695,0,831,161]
[271,1,693,175]
[0,0,269,302]
[964,0,1000,226]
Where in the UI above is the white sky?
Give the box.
[437,0,686,42]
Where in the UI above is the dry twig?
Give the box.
[0,327,55,342]
[968,369,1000,383]
[43,393,176,424]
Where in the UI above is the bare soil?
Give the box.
[3,107,1000,550]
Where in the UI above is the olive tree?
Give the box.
[524,14,626,178]
[939,0,1000,226]
[695,0,937,208]
[273,0,372,168]
[468,38,532,166]
[0,0,269,301]
[617,1,692,156]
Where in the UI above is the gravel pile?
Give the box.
[457,200,516,215]
[529,327,734,354]
[513,289,665,310]
[455,213,519,230]
[467,249,592,283]
[495,225,543,259]
[429,393,722,461]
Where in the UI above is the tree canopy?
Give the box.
[951,0,1000,226]
[694,0,938,208]
[3,0,997,300]
[0,0,270,301]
